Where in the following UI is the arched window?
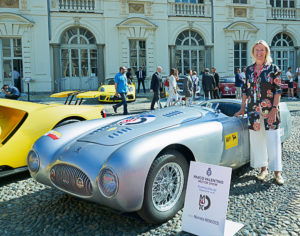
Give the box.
[175,30,205,74]
[271,33,295,77]
[60,27,97,81]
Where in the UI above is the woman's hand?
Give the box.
[234,107,245,118]
[267,108,277,124]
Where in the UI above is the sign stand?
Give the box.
[24,78,32,101]
[182,161,244,236]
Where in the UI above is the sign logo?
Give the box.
[225,132,238,149]
[117,115,156,126]
[50,169,55,180]
[199,194,211,211]
[76,177,84,189]
[206,168,212,177]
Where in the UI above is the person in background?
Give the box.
[235,68,244,99]
[113,66,128,115]
[150,66,163,110]
[191,71,199,101]
[240,67,247,85]
[202,68,215,100]
[234,39,284,185]
[296,66,300,98]
[126,68,133,84]
[1,84,20,100]
[211,67,220,99]
[286,67,296,100]
[240,67,246,79]
[135,67,146,93]
[183,69,193,105]
[13,67,21,92]
[167,68,178,106]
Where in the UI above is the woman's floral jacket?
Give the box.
[242,63,281,131]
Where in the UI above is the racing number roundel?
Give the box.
[117,115,156,126]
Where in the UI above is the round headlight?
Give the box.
[97,167,118,198]
[129,87,134,92]
[224,86,229,92]
[27,150,40,173]
[100,87,105,92]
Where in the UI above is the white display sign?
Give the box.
[182,161,243,236]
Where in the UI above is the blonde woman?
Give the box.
[234,40,284,185]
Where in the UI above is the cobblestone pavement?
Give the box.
[0,94,299,235]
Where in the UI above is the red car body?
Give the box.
[220,77,298,98]
[219,76,236,97]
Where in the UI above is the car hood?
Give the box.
[78,106,209,146]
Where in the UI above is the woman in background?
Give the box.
[167,68,178,106]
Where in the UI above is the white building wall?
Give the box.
[0,0,300,92]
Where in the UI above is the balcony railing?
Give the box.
[169,2,207,17]
[58,0,95,12]
[270,7,296,19]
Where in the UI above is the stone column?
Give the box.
[97,44,105,85]
[295,46,300,98]
[205,45,213,69]
[51,43,61,92]
[295,46,299,68]
[169,45,176,69]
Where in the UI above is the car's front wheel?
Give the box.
[138,150,189,224]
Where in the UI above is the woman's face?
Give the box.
[253,44,267,62]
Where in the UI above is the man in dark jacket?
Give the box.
[211,67,220,99]
[150,66,162,110]
[183,69,193,105]
[135,67,146,93]
[202,68,216,100]
[235,68,244,99]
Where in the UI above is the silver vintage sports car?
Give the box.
[28,99,291,223]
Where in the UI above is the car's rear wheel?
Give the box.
[138,150,189,224]
[54,119,81,128]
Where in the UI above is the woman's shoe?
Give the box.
[257,170,268,180]
[274,174,284,185]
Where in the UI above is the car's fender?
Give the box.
[102,120,224,212]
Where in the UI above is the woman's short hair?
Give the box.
[251,40,273,65]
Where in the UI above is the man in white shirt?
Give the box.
[240,67,246,83]
[286,67,296,100]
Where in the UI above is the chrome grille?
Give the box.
[50,164,93,196]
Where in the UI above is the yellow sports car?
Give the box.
[0,91,105,177]
[98,79,136,103]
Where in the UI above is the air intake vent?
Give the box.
[50,164,92,196]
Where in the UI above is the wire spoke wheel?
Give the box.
[138,150,189,224]
[152,162,184,212]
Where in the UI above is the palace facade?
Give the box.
[0,0,300,92]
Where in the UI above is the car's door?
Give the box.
[210,101,250,168]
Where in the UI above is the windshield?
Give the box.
[200,101,242,117]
